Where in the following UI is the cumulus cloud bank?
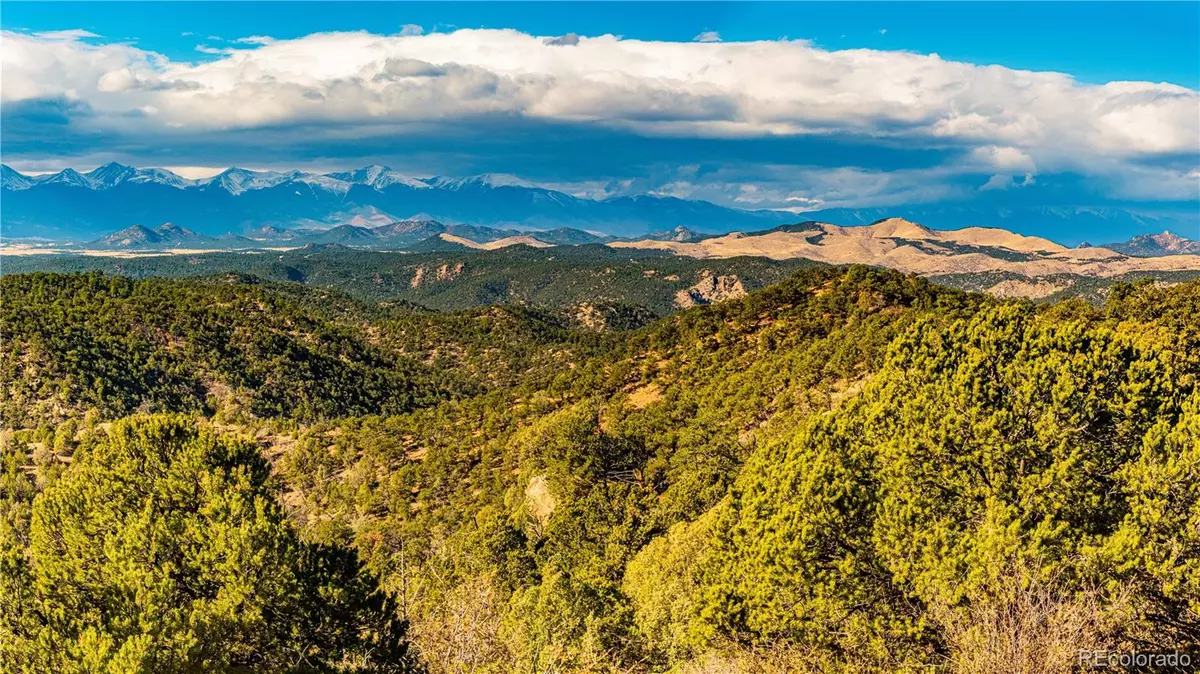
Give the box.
[1,27,1196,204]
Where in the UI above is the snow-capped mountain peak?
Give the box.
[294,174,353,195]
[39,168,95,188]
[1,165,35,190]
[373,170,431,190]
[427,173,537,190]
[327,165,430,190]
[86,162,139,188]
[204,167,300,195]
[126,168,195,189]
[327,166,387,184]
[359,165,391,185]
[6,164,545,197]
[2,164,199,191]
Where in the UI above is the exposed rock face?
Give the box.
[525,475,556,527]
[674,272,747,308]
[986,278,1074,299]
[411,262,465,288]
[436,262,464,282]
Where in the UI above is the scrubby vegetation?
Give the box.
[0,245,815,318]
[1,415,418,673]
[2,267,1197,672]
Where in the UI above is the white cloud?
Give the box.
[981,173,1016,191]
[879,29,888,35]
[97,67,138,93]
[235,35,276,45]
[533,178,634,199]
[399,24,424,37]
[1,27,1195,192]
[639,164,969,211]
[693,31,721,43]
[969,145,1037,173]
[33,29,99,40]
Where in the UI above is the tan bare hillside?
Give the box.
[609,217,1200,278]
[438,232,555,250]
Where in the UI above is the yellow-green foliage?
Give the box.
[1103,391,1200,646]
[627,281,1200,664]
[5,268,1199,672]
[623,502,727,659]
[2,415,417,673]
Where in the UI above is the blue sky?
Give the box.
[2,1,1197,230]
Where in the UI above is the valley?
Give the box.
[6,215,1199,305]
[4,266,1199,671]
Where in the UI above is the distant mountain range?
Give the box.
[0,163,791,240]
[1103,231,1200,257]
[82,217,614,251]
[6,216,1199,303]
[30,214,1200,286]
[3,163,1196,244]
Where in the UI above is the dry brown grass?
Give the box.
[411,574,507,674]
[932,562,1130,674]
[626,383,664,409]
[671,643,918,674]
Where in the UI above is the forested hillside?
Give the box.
[0,246,816,319]
[2,267,1197,672]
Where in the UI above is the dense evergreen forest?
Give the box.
[0,246,816,318]
[2,267,1197,672]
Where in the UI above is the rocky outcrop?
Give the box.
[437,262,464,282]
[410,262,465,288]
[674,272,747,308]
[986,278,1074,299]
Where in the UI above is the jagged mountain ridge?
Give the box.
[83,217,607,251]
[1107,231,1200,257]
[5,164,1195,243]
[1,163,792,239]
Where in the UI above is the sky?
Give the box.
[2,1,1198,217]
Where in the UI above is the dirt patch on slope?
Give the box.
[627,382,664,409]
